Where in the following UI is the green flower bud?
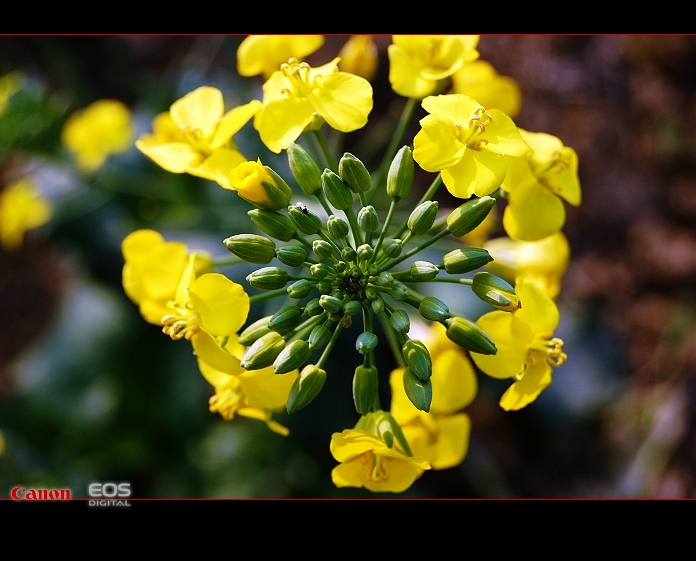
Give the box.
[446,195,496,237]
[286,364,327,414]
[407,200,439,236]
[275,244,307,267]
[389,309,410,333]
[248,209,297,242]
[287,279,314,299]
[366,264,380,276]
[471,271,521,312]
[403,367,432,412]
[357,244,373,261]
[443,247,493,274]
[223,233,276,265]
[327,215,350,239]
[386,145,414,199]
[353,365,378,415]
[322,169,354,210]
[238,315,272,346]
[339,152,372,193]
[365,285,378,299]
[390,282,410,301]
[358,205,380,233]
[419,296,451,322]
[409,260,439,281]
[268,305,302,335]
[319,294,343,313]
[445,316,497,355]
[287,204,323,235]
[273,339,312,374]
[371,297,385,314]
[383,238,403,258]
[334,261,347,273]
[308,324,332,350]
[246,267,289,290]
[241,331,286,370]
[312,239,335,260]
[377,271,394,286]
[356,331,378,355]
[287,142,323,195]
[343,300,362,316]
[341,246,357,262]
[304,297,324,316]
[402,339,432,381]
[229,160,293,211]
[310,262,331,279]
[316,280,333,293]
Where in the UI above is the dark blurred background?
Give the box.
[1,35,696,498]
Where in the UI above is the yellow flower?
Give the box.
[413,93,530,199]
[501,129,581,241]
[135,86,261,188]
[390,323,477,470]
[121,229,211,325]
[0,178,52,251]
[470,277,567,411]
[227,158,292,210]
[237,35,325,79]
[388,35,480,99]
[254,58,373,153]
[0,70,24,115]
[62,99,134,173]
[0,428,5,456]
[451,60,522,118]
[192,330,297,435]
[330,426,430,493]
[338,35,379,82]
[483,232,570,299]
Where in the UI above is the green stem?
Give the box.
[344,205,363,248]
[369,196,399,266]
[316,321,345,369]
[380,229,451,272]
[312,130,337,172]
[211,255,244,267]
[393,174,443,240]
[249,288,288,304]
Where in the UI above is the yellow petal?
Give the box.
[192,330,244,377]
[471,311,533,379]
[170,86,224,140]
[237,35,324,78]
[503,179,566,241]
[189,273,250,337]
[480,109,530,157]
[188,148,248,189]
[210,100,262,149]
[430,348,478,413]
[388,43,437,99]
[413,114,466,171]
[515,277,560,337]
[402,413,471,470]
[239,367,297,410]
[255,97,315,153]
[499,359,552,411]
[308,72,373,132]
[441,149,506,198]
[135,138,202,173]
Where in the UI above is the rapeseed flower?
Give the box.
[413,93,530,199]
[338,35,379,82]
[470,277,567,411]
[0,178,52,251]
[451,60,522,118]
[227,158,292,211]
[237,35,325,79]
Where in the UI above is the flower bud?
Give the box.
[471,271,521,312]
[353,365,378,415]
[316,280,333,293]
[287,203,323,234]
[268,305,302,334]
[322,169,354,210]
[371,297,385,314]
[383,238,402,258]
[339,152,372,193]
[310,262,331,279]
[356,331,378,355]
[238,315,272,346]
[287,279,314,299]
[304,297,324,316]
[389,309,410,333]
[246,266,289,290]
[287,143,323,195]
[341,246,356,263]
[319,294,343,313]
[390,282,410,301]
[402,367,432,412]
[445,316,497,355]
[419,296,451,322]
[228,158,292,211]
[358,205,380,233]
[241,331,286,370]
[308,324,332,350]
[357,243,373,261]
[407,200,438,236]
[248,209,297,242]
[286,364,327,414]
[402,339,432,381]
[273,339,312,374]
[275,244,307,267]
[223,233,276,264]
[312,239,335,260]
[447,195,496,237]
[443,247,493,274]
[409,261,439,281]
[343,300,362,316]
[366,264,380,276]
[376,271,394,286]
[386,145,414,199]
[327,215,350,239]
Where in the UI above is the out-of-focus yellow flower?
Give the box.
[483,232,570,299]
[135,86,261,188]
[330,425,430,493]
[471,277,567,411]
[237,35,325,79]
[451,60,522,118]
[192,330,297,435]
[413,93,529,199]
[121,229,211,325]
[0,70,24,115]
[390,323,477,470]
[0,178,52,251]
[501,129,581,241]
[227,158,292,211]
[0,429,5,456]
[338,35,379,82]
[388,35,479,99]
[62,99,134,173]
[254,58,373,153]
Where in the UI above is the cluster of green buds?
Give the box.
[223,143,520,415]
